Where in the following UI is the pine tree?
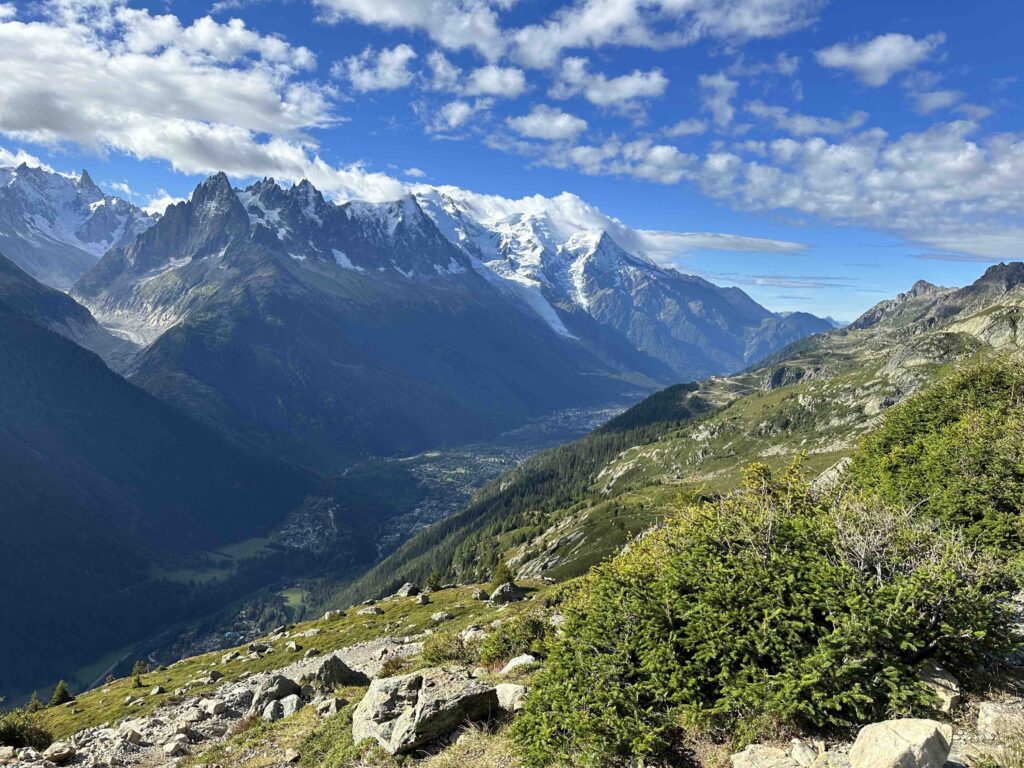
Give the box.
[48,680,73,707]
[25,692,42,712]
[131,660,149,688]
[492,560,514,587]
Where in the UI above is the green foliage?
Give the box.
[848,361,1024,548]
[0,704,52,750]
[25,693,42,714]
[48,680,73,707]
[479,610,551,665]
[420,632,481,667]
[491,561,515,589]
[512,462,1013,767]
[425,569,444,592]
[131,662,148,689]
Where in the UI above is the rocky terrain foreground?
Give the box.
[4,581,1023,768]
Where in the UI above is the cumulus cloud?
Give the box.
[143,188,186,215]
[746,100,868,135]
[549,57,668,110]
[695,120,1024,258]
[463,64,528,97]
[507,105,588,140]
[913,89,962,114]
[426,51,461,91]
[0,145,51,169]
[403,167,427,178]
[664,118,707,137]
[426,98,493,133]
[816,32,945,86]
[511,0,823,69]
[310,0,505,60]
[334,44,417,92]
[699,72,738,127]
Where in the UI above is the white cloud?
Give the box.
[507,105,588,141]
[551,138,693,184]
[696,120,1024,258]
[0,3,16,19]
[464,64,527,97]
[746,100,868,135]
[427,98,493,133]
[310,0,505,60]
[403,167,427,178]
[512,0,823,69]
[143,188,186,215]
[913,89,962,114]
[699,72,738,127]
[426,51,461,91]
[815,32,945,87]
[335,44,417,92]
[0,145,51,169]
[664,118,707,137]
[550,57,667,110]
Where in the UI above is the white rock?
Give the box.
[978,701,1024,740]
[500,654,538,675]
[918,663,961,713]
[849,718,952,768]
[495,683,527,712]
[730,744,800,768]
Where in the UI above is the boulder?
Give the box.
[489,582,526,606]
[262,700,285,722]
[918,663,961,713]
[121,728,143,745]
[351,667,499,754]
[978,701,1024,740]
[788,740,819,768]
[221,650,241,664]
[285,748,301,763]
[200,698,226,716]
[280,694,303,718]
[304,648,320,659]
[849,718,951,768]
[150,685,165,696]
[431,611,455,623]
[307,654,368,688]
[286,641,302,652]
[163,735,189,757]
[248,642,270,654]
[358,606,384,616]
[248,675,301,716]
[395,583,420,598]
[500,654,538,675]
[495,683,527,713]
[413,594,430,605]
[0,746,15,761]
[322,610,344,620]
[471,589,488,601]
[317,697,348,716]
[42,742,75,765]
[730,745,800,768]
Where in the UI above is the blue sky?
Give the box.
[0,0,1022,320]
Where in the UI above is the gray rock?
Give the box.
[150,686,165,696]
[262,700,284,722]
[307,654,369,688]
[248,674,301,716]
[285,748,301,763]
[200,698,226,716]
[431,611,455,623]
[163,735,189,757]
[279,694,303,718]
[121,728,143,745]
[489,582,526,606]
[495,683,527,712]
[286,641,302,652]
[304,648,320,659]
[731,745,800,768]
[978,701,1024,740]
[789,739,819,767]
[413,594,430,605]
[918,663,961,713]
[42,742,75,765]
[358,606,384,616]
[317,697,348,716]
[395,583,420,598]
[471,589,488,601]
[351,667,499,754]
[221,650,241,664]
[500,654,538,675]
[849,718,951,768]
[0,746,15,761]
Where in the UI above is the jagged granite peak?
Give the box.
[0,162,154,289]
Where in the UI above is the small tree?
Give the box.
[25,692,43,713]
[425,569,443,591]
[131,660,149,688]
[492,560,515,588]
[48,680,73,707]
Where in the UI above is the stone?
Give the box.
[163,735,189,757]
[304,648,320,659]
[247,642,270,654]
[0,746,15,761]
[279,694,303,718]
[200,698,226,716]
[431,611,454,623]
[459,626,487,643]
[307,654,368,689]
[261,701,284,722]
[730,745,800,768]
[413,594,430,605]
[42,742,75,765]
[471,589,488,600]
[317,697,348,716]
[358,606,384,616]
[221,650,241,664]
[150,686,165,696]
[978,701,1024,740]
[351,667,500,755]
[395,583,420,597]
[918,663,961,713]
[206,670,224,682]
[248,675,301,716]
[495,683,527,712]
[471,667,489,678]
[789,739,819,767]
[500,654,538,675]
[286,641,302,653]
[322,610,344,620]
[121,728,143,745]
[285,748,300,763]
[849,718,951,768]
[300,683,315,699]
[489,582,526,606]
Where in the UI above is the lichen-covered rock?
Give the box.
[495,683,527,712]
[500,654,537,674]
[351,667,499,754]
[849,719,951,768]
[42,742,76,765]
[489,582,525,606]
[395,583,419,598]
[978,701,1024,740]
[247,675,300,716]
[306,654,368,688]
[918,663,961,713]
[730,744,800,767]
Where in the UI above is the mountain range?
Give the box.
[64,170,829,467]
